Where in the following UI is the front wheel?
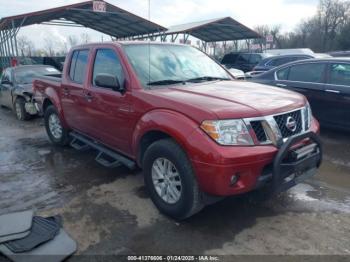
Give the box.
[143,139,203,220]
[44,105,70,146]
[14,97,31,121]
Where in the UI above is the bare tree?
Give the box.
[80,33,91,44]
[44,38,55,56]
[17,36,35,56]
[68,35,79,48]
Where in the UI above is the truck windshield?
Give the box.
[123,44,231,88]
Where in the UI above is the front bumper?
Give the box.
[189,121,321,196]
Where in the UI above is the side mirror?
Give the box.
[95,73,123,92]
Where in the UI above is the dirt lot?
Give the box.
[0,107,349,259]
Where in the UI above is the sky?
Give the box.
[0,0,320,50]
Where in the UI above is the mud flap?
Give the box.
[272,131,322,194]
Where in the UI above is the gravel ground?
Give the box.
[0,107,349,261]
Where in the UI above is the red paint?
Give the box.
[33,42,320,196]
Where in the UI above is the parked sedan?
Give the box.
[250,58,350,131]
[0,65,60,120]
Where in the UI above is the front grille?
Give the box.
[274,110,302,138]
[250,121,267,142]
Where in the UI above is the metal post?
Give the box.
[12,20,18,57]
[0,31,6,68]
[3,30,11,67]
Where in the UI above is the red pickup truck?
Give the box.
[33,42,322,219]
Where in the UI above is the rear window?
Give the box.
[249,54,262,64]
[69,50,89,84]
[221,53,239,64]
[237,54,250,63]
[329,63,350,86]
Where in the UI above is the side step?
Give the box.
[70,132,136,170]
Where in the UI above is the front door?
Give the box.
[82,47,134,155]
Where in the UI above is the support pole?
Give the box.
[0,31,6,69]
[3,30,12,67]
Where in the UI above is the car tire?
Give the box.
[14,97,31,121]
[44,105,70,146]
[143,138,203,220]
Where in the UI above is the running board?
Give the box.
[70,132,136,170]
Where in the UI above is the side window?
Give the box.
[69,50,89,84]
[1,69,11,83]
[237,54,250,63]
[249,54,262,64]
[92,49,125,88]
[276,67,290,80]
[69,51,78,80]
[288,63,326,83]
[329,63,350,86]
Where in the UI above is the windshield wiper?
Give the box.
[186,76,231,83]
[147,79,185,86]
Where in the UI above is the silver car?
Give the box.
[0,65,60,120]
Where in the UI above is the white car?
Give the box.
[227,68,245,80]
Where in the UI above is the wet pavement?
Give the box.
[0,107,349,258]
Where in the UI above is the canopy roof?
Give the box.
[0,0,165,38]
[164,17,261,42]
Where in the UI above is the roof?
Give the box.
[163,17,261,42]
[0,1,166,38]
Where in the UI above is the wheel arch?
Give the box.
[133,109,199,167]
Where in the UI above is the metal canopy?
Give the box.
[0,0,166,69]
[162,17,261,42]
[0,1,165,38]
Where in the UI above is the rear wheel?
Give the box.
[143,139,203,220]
[14,97,31,121]
[44,105,70,146]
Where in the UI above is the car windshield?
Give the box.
[14,67,60,84]
[123,44,231,88]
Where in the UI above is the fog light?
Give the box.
[230,174,240,186]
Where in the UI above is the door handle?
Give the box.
[276,83,287,87]
[84,92,93,102]
[63,88,69,96]
[325,89,340,94]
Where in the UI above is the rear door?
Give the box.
[82,47,134,155]
[0,69,14,108]
[323,62,350,128]
[61,49,91,132]
[274,62,327,121]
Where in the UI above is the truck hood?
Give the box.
[150,80,307,120]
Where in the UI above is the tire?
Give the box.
[143,139,203,220]
[14,97,31,121]
[44,105,70,146]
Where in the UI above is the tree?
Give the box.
[80,33,91,44]
[44,38,55,56]
[17,36,35,56]
[67,35,78,48]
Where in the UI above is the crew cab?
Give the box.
[33,42,322,219]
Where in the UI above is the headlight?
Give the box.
[304,103,312,130]
[200,119,254,146]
